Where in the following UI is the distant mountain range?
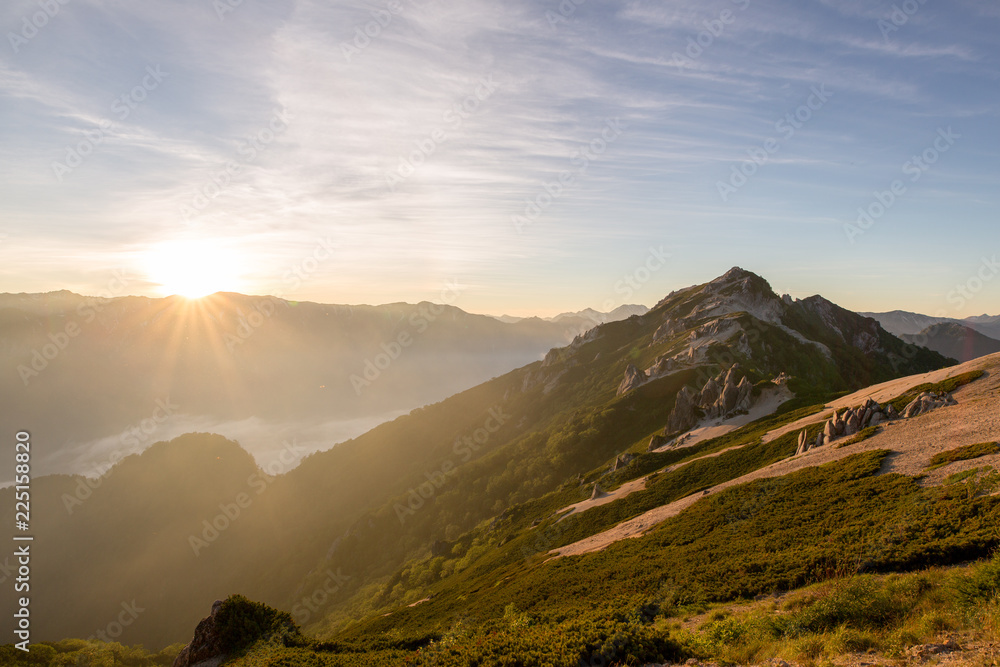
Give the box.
[861,310,1000,339]
[0,292,638,481]
[901,322,1000,363]
[861,310,1000,363]
[1,267,955,650]
[492,304,649,326]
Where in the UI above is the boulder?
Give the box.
[617,364,647,396]
[795,430,809,456]
[699,378,721,407]
[823,420,836,439]
[173,600,227,667]
[845,411,860,435]
[648,434,667,452]
[666,386,700,434]
[719,380,741,415]
[735,376,753,412]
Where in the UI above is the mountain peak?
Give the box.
[713,266,760,284]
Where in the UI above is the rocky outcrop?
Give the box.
[173,600,227,667]
[666,386,701,434]
[902,391,958,418]
[795,430,809,456]
[617,363,648,396]
[647,434,668,452]
[796,392,958,455]
[612,453,634,472]
[664,364,758,435]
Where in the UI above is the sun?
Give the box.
[145,239,246,299]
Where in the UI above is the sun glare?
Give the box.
[145,240,245,299]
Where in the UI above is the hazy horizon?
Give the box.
[3,1,999,319]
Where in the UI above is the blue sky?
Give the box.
[1,0,998,318]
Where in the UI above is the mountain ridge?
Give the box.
[1,266,960,652]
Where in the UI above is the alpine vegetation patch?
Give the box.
[394,405,510,524]
[291,568,352,625]
[843,127,959,244]
[512,118,625,233]
[384,76,499,192]
[7,0,72,54]
[51,65,168,182]
[717,83,832,203]
[667,0,751,72]
[188,439,306,556]
[87,600,145,643]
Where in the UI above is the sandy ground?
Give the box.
[654,386,794,452]
[554,353,1000,558]
[559,476,649,519]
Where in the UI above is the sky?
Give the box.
[1,0,998,319]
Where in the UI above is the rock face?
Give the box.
[796,392,958,455]
[173,600,227,667]
[902,391,958,418]
[665,364,759,436]
[617,363,648,396]
[666,386,701,434]
[795,430,809,456]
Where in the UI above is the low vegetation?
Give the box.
[887,370,985,413]
[928,441,1000,471]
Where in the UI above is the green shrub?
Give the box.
[928,442,1000,470]
[952,552,1000,611]
[215,594,303,654]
